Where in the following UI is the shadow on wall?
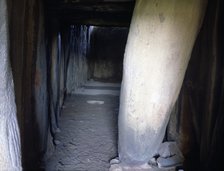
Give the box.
[7,0,91,168]
[166,0,224,170]
[8,0,49,169]
[88,26,129,83]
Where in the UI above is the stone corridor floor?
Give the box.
[45,81,120,171]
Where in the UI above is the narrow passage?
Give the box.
[46,81,120,171]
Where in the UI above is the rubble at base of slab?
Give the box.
[110,141,184,171]
[156,141,184,168]
[109,162,177,171]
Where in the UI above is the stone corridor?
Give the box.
[1,0,224,170]
[45,81,120,171]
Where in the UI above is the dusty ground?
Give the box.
[45,82,120,171]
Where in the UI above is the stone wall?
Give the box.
[0,0,21,169]
[66,25,89,94]
[118,0,207,166]
[8,0,52,169]
[8,0,66,169]
[8,0,49,169]
[88,27,128,82]
[166,0,224,170]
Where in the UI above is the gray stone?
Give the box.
[110,157,120,165]
[157,155,183,168]
[118,0,207,165]
[0,0,21,170]
[109,164,123,171]
[55,128,61,133]
[156,142,184,168]
[158,142,183,158]
[66,25,88,94]
[54,140,61,145]
[148,157,158,167]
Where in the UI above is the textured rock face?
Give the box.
[8,0,52,168]
[118,0,207,165]
[166,0,224,170]
[66,25,89,94]
[0,0,21,170]
[156,142,184,168]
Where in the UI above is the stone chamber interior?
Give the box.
[2,0,224,170]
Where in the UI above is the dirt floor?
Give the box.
[45,82,120,171]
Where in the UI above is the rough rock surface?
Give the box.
[45,83,119,170]
[157,142,184,159]
[0,0,21,169]
[118,0,207,165]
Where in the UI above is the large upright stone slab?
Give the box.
[0,0,21,170]
[118,0,207,166]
